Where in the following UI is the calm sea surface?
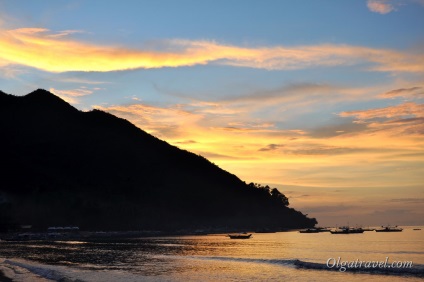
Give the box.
[1,227,423,281]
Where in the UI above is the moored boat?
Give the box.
[315,227,331,232]
[228,233,252,239]
[299,227,331,233]
[299,228,320,233]
[375,226,403,232]
[330,227,364,234]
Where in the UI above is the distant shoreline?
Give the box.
[0,229,298,242]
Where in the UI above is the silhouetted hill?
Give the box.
[0,89,317,231]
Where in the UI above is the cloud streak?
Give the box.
[94,103,203,138]
[50,87,96,104]
[340,102,424,120]
[258,144,284,151]
[340,102,424,136]
[380,86,424,99]
[0,27,423,73]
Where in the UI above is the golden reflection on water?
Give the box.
[55,241,87,245]
[155,229,423,281]
[173,228,423,264]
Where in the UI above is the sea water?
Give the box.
[1,227,423,281]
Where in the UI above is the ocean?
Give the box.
[1,227,423,281]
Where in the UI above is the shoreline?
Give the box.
[1,225,420,242]
[0,258,56,282]
[0,228,298,242]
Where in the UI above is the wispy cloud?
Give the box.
[1,27,423,73]
[340,102,424,120]
[367,0,394,14]
[47,29,84,38]
[367,0,424,14]
[0,64,26,78]
[50,87,96,104]
[94,103,203,138]
[174,140,197,144]
[223,83,339,104]
[57,77,109,85]
[380,86,424,99]
[258,144,284,151]
[389,198,424,203]
[340,102,424,136]
[179,40,424,73]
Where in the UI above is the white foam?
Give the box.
[0,258,167,282]
[0,257,53,281]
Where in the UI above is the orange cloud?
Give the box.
[340,102,424,119]
[380,86,424,99]
[0,28,216,72]
[174,40,424,73]
[367,0,394,14]
[339,102,424,137]
[0,27,423,73]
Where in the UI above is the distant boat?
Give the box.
[228,233,252,239]
[375,226,403,232]
[330,227,364,234]
[299,227,331,233]
[413,228,421,231]
[299,228,320,233]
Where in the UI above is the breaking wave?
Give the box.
[0,259,162,282]
[186,256,424,277]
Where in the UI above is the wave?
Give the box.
[185,256,424,277]
[293,259,424,277]
[0,258,162,282]
[2,259,84,281]
[184,255,298,266]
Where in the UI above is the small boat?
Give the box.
[228,233,252,239]
[375,226,403,232]
[315,227,331,232]
[299,228,320,233]
[330,227,364,234]
[413,228,421,231]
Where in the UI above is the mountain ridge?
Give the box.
[0,89,317,231]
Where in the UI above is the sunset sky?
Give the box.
[1,0,423,226]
